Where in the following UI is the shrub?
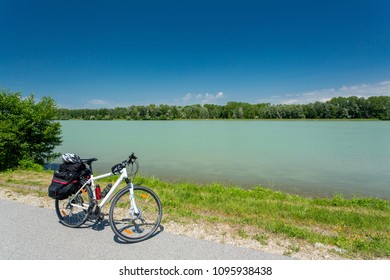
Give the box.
[0,89,62,170]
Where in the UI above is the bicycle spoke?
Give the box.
[109,186,162,242]
[55,189,91,228]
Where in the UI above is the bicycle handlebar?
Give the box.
[111,153,138,175]
[127,152,138,165]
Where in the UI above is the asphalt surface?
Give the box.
[0,199,292,260]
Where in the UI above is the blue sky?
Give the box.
[1,0,389,108]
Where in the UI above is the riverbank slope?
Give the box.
[0,170,388,259]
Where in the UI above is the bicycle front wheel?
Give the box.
[55,185,92,228]
[109,185,162,243]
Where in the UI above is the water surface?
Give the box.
[55,120,390,199]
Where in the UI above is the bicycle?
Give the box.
[55,153,162,243]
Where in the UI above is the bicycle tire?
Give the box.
[55,185,93,228]
[109,185,162,243]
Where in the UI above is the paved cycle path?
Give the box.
[0,199,292,260]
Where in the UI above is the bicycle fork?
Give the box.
[128,182,141,219]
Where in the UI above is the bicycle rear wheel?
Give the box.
[109,185,162,242]
[55,185,92,228]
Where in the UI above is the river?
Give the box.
[54,120,390,199]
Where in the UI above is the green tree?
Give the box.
[0,90,62,170]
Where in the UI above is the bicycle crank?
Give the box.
[88,201,103,221]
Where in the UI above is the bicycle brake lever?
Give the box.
[128,153,137,164]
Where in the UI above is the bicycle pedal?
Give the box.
[97,213,105,222]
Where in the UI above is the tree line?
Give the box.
[57,96,390,121]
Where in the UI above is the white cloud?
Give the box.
[283,99,300,105]
[216,92,224,98]
[88,99,112,106]
[182,91,225,104]
[182,93,192,102]
[274,81,390,104]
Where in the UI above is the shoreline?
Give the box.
[43,165,390,200]
[57,118,383,122]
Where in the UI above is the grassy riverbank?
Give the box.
[0,170,389,259]
[138,176,389,259]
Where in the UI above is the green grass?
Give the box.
[135,176,390,259]
[253,233,269,245]
[0,170,389,259]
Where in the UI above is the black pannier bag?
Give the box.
[48,162,86,200]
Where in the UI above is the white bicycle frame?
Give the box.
[72,166,140,215]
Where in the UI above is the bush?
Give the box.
[17,159,45,172]
[0,89,62,171]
